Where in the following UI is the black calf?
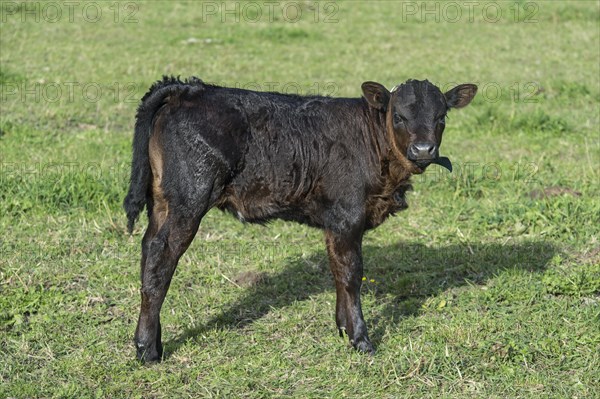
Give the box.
[124,76,477,362]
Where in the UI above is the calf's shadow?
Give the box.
[165,240,555,357]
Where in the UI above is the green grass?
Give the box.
[1,1,599,398]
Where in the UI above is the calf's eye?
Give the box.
[393,113,406,125]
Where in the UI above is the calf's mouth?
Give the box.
[410,156,453,172]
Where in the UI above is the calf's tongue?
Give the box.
[431,156,453,172]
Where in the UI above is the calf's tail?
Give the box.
[123,76,204,233]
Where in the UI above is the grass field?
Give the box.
[1,1,599,398]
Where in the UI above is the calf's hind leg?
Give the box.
[135,180,225,362]
[134,204,203,363]
[134,125,230,362]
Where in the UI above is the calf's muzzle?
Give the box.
[407,142,453,171]
[407,142,439,163]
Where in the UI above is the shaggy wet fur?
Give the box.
[124,76,477,362]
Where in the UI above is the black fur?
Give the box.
[123,76,205,233]
[125,76,477,362]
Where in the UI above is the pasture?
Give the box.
[1,1,599,398]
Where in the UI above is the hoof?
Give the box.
[135,341,163,364]
[352,337,375,355]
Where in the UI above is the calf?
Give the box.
[124,76,477,362]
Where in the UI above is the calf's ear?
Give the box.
[361,81,390,111]
[445,84,478,109]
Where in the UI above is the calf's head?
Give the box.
[362,79,477,172]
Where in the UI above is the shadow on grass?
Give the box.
[165,240,555,357]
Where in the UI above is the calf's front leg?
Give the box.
[325,230,374,354]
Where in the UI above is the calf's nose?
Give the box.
[408,142,438,160]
